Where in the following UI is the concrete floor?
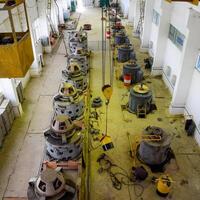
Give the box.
[0,7,200,200]
[0,42,67,199]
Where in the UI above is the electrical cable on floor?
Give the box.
[97,154,144,198]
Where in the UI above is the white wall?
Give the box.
[120,0,129,17]
[162,3,190,91]
[128,0,134,23]
[140,0,155,49]
[163,40,182,94]
[166,4,200,145]
[150,0,172,76]
[170,3,189,33]
[0,8,22,32]
[149,23,158,56]
[162,3,200,94]
[145,1,200,145]
[148,0,161,56]
[82,0,93,7]
[186,70,200,144]
[17,70,31,88]
[133,0,140,32]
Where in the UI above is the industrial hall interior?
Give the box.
[1,0,200,199]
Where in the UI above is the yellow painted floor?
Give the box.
[0,7,200,200]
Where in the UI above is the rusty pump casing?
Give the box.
[128,84,153,115]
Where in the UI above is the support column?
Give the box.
[38,0,52,53]
[170,9,200,114]
[58,1,64,24]
[120,0,129,18]
[128,0,134,23]
[0,79,23,117]
[29,26,43,77]
[140,0,155,51]
[151,1,172,75]
[26,0,43,76]
[133,0,140,35]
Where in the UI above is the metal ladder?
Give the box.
[136,0,145,36]
[137,104,146,118]
[47,0,57,35]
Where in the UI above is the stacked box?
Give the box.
[0,93,4,104]
[0,116,6,147]
[0,99,15,126]
[16,81,24,103]
[0,109,11,134]
[0,99,15,135]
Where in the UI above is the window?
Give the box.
[196,55,200,71]
[168,24,176,41]
[168,24,185,50]
[152,9,160,26]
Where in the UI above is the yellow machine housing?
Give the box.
[166,0,199,6]
[157,175,172,197]
[0,0,34,78]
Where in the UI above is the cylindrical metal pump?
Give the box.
[111,24,125,33]
[115,32,129,45]
[128,84,152,113]
[122,62,143,84]
[118,45,136,63]
[138,126,171,166]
